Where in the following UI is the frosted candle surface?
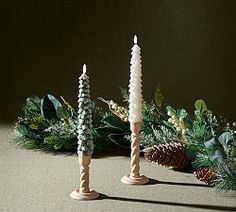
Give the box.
[128,35,143,123]
[77,64,94,156]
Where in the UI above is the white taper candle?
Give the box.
[128,35,143,123]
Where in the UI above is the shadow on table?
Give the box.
[93,147,131,158]
[146,178,209,188]
[97,193,236,211]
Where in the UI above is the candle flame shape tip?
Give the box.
[83,64,87,74]
[134,35,137,44]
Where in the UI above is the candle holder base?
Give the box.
[70,189,99,200]
[121,174,149,185]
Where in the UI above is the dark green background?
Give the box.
[1,0,235,123]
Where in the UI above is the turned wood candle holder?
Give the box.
[70,155,99,200]
[121,122,149,185]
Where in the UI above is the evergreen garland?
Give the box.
[214,159,236,191]
[14,86,236,191]
[15,94,130,152]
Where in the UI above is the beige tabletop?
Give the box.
[1,125,236,212]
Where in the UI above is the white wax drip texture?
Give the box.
[128,40,143,123]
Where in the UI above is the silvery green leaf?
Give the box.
[205,137,216,149]
[219,132,234,147]
[166,105,176,116]
[179,108,188,118]
[211,150,224,163]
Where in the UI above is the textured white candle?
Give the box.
[128,35,143,123]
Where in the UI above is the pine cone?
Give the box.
[194,167,216,185]
[144,142,188,169]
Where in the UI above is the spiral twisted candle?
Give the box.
[70,65,99,200]
[78,156,90,193]
[130,123,141,178]
[121,36,149,185]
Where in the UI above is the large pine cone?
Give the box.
[194,167,216,185]
[144,142,188,169]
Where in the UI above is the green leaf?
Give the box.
[185,147,197,161]
[204,137,223,149]
[166,106,176,116]
[102,115,130,132]
[154,84,164,111]
[211,150,224,163]
[41,94,62,120]
[95,126,124,147]
[194,99,207,112]
[119,87,129,103]
[60,96,76,118]
[219,132,234,147]
[108,133,130,148]
[23,95,42,118]
[204,137,216,149]
[230,147,236,158]
[44,134,63,150]
[179,108,188,118]
[95,126,125,137]
[57,106,70,120]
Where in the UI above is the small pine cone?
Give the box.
[194,167,216,185]
[144,142,188,169]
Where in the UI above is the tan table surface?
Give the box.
[1,125,236,212]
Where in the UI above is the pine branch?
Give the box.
[214,160,236,191]
[192,152,215,169]
[119,87,129,104]
[154,84,164,114]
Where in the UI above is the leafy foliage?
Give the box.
[15,95,77,152]
[15,95,131,153]
[166,105,188,142]
[214,159,236,191]
[44,118,78,151]
[23,96,42,118]
[95,115,130,148]
[119,87,129,104]
[14,87,236,191]
[154,84,164,114]
[142,101,162,135]
[98,97,129,122]
[140,125,178,148]
[191,129,236,191]
[194,99,208,112]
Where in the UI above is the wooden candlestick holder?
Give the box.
[121,122,149,185]
[70,155,99,200]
